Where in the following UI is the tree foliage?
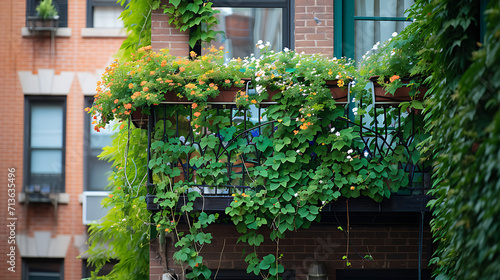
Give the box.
[414,0,500,278]
[82,124,150,279]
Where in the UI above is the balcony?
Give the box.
[143,82,431,214]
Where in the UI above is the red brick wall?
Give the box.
[295,0,334,56]
[151,0,190,56]
[150,223,432,280]
[150,0,335,58]
[0,0,125,279]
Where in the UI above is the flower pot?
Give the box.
[370,76,427,104]
[325,79,349,103]
[207,79,249,103]
[163,92,189,103]
[264,86,281,103]
[27,16,59,31]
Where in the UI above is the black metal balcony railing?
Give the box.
[145,88,431,213]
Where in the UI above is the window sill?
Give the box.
[19,192,70,204]
[81,28,127,38]
[22,27,72,37]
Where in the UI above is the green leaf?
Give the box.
[169,0,181,8]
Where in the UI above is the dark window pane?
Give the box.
[201,8,283,58]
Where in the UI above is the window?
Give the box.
[26,0,68,27]
[82,97,117,223]
[86,0,125,28]
[22,258,64,280]
[197,0,294,59]
[84,97,117,191]
[334,0,414,61]
[24,97,66,198]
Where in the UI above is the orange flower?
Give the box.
[219,46,224,50]
[198,80,205,85]
[293,130,299,135]
[108,194,113,198]
[143,87,149,92]
[192,103,198,109]
[85,107,90,112]
[161,60,167,67]
[124,103,132,109]
[179,67,185,72]
[140,81,147,86]
[193,112,201,117]
[225,79,230,84]
[150,71,155,75]
[112,108,116,113]
[128,83,134,89]
[251,100,257,104]
[337,79,345,87]
[114,99,119,104]
[194,124,200,129]
[165,228,170,232]
[390,75,400,83]
[190,90,196,95]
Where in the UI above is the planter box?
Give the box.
[264,79,349,104]
[27,16,59,32]
[370,76,427,104]
[325,79,349,103]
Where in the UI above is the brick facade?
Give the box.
[150,223,432,280]
[1,0,125,279]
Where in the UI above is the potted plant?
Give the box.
[28,0,59,30]
[88,46,251,130]
[238,41,356,108]
[358,23,427,106]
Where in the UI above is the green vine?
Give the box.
[163,0,223,48]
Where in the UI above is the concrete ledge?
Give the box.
[22,27,72,37]
[81,28,127,38]
[18,192,70,204]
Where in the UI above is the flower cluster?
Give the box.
[87,46,249,130]
[358,24,426,97]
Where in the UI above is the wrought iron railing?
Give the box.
[145,84,430,211]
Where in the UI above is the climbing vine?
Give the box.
[414,0,500,279]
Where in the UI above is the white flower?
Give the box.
[364,150,370,157]
[258,44,264,49]
[322,201,327,205]
[353,112,358,116]
[122,218,126,222]
[330,127,335,133]
[352,98,356,102]
[284,47,289,52]
[257,40,263,45]
[296,149,300,154]
[319,180,323,184]
[352,108,358,112]
[336,132,341,137]
[294,193,299,197]
[347,155,352,160]
[392,32,398,37]
[265,41,271,46]
[347,149,353,154]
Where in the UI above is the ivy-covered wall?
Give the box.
[415,0,500,279]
